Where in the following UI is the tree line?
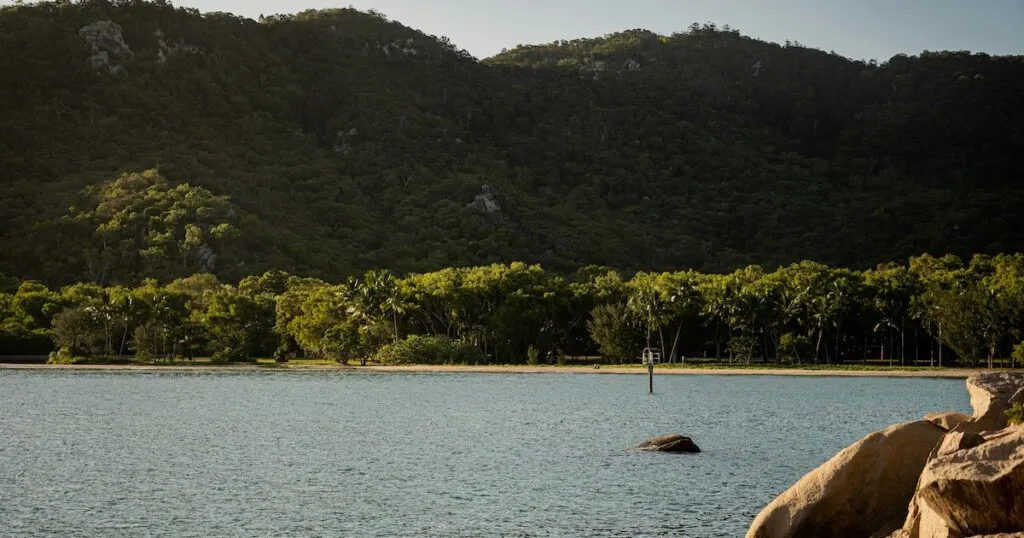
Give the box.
[3,253,1023,367]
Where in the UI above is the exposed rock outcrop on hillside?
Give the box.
[78,20,132,73]
[746,373,1024,538]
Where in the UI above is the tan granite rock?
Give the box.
[745,420,945,538]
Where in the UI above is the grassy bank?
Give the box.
[0,358,1003,378]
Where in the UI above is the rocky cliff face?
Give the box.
[78,20,132,74]
[746,373,1024,538]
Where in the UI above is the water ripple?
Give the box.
[0,371,968,537]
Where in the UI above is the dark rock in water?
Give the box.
[636,434,700,453]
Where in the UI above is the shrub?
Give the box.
[1012,342,1024,368]
[778,333,810,363]
[47,347,75,364]
[371,335,482,365]
[211,347,250,364]
[586,303,645,363]
[727,335,758,363]
[132,320,167,359]
[527,345,540,365]
[1007,402,1024,426]
[51,307,106,357]
[47,348,130,365]
[1,327,54,355]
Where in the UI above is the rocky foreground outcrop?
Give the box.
[746,373,1024,538]
[746,420,945,538]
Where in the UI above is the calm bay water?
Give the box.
[0,371,969,537]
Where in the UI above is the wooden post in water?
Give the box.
[642,347,658,394]
[648,357,654,393]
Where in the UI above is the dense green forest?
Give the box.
[1,1,1023,286]
[4,254,1024,366]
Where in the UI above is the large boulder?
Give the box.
[746,420,946,538]
[936,431,986,457]
[962,373,1024,432]
[635,434,700,453]
[899,374,1024,536]
[926,411,972,431]
[908,426,1024,538]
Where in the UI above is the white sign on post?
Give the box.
[641,347,660,393]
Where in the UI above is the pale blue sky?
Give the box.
[13,0,1024,60]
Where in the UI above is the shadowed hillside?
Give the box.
[2,1,1022,285]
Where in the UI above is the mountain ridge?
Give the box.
[2,0,1022,285]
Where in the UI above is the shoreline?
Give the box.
[0,363,998,378]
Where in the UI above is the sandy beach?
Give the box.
[0,362,1000,378]
[357,365,993,378]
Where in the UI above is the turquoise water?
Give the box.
[0,371,969,537]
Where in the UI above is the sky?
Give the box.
[11,0,1024,61]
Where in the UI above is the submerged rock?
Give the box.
[745,420,945,538]
[635,434,700,453]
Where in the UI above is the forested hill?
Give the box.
[2,1,1023,286]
